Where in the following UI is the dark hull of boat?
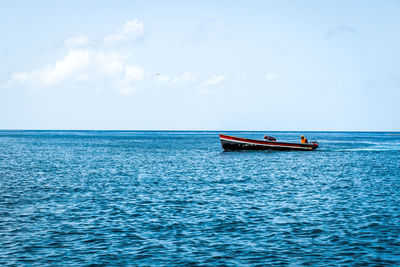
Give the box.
[220,134,318,151]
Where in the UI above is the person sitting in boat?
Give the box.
[301,135,308,144]
[264,135,276,141]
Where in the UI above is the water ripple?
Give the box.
[0,131,400,265]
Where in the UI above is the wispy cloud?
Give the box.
[170,71,197,84]
[265,73,277,81]
[6,19,148,93]
[62,19,145,47]
[4,18,235,95]
[325,25,358,39]
[105,19,144,43]
[64,35,90,47]
[203,75,227,86]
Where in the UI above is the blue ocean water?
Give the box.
[0,131,400,265]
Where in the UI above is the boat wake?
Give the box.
[338,147,400,152]
[313,139,400,152]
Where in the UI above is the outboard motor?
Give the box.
[310,141,319,148]
[264,135,277,141]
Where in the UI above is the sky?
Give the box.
[1,0,400,131]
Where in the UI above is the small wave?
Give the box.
[337,147,400,152]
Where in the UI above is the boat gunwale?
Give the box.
[219,134,317,149]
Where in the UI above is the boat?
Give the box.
[219,134,319,151]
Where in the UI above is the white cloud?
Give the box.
[97,54,125,75]
[105,19,144,43]
[4,18,152,94]
[265,73,277,81]
[10,49,92,87]
[203,75,227,86]
[64,35,90,46]
[170,71,197,84]
[124,65,144,82]
[9,49,127,87]
[6,13,220,95]
[6,48,202,95]
[64,19,145,47]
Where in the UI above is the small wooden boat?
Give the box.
[220,134,319,151]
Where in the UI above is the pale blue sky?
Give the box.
[1,0,400,130]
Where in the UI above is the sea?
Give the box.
[0,130,400,266]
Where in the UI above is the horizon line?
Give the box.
[0,129,400,133]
